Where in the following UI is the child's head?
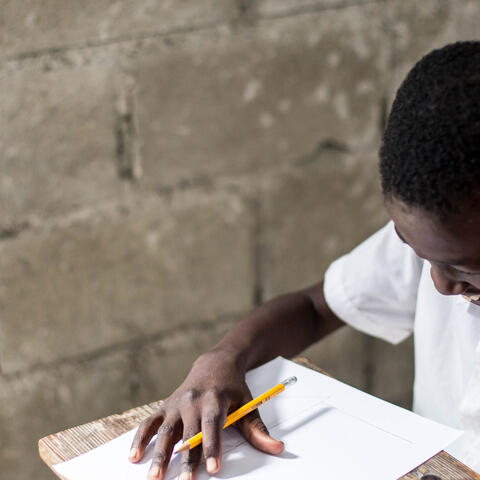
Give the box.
[379,42,480,303]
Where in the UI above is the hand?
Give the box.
[128,349,284,480]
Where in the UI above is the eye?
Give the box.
[443,263,480,276]
[432,262,480,277]
[454,268,480,276]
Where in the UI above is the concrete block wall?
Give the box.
[0,1,478,478]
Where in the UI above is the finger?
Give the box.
[178,416,202,480]
[129,410,165,463]
[147,419,182,480]
[201,402,228,474]
[236,410,284,455]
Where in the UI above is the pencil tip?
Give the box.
[174,443,188,454]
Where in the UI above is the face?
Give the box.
[386,197,480,306]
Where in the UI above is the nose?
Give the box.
[430,265,469,296]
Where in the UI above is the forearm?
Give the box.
[212,281,344,371]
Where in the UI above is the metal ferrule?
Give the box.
[281,376,297,388]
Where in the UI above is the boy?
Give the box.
[129,41,480,479]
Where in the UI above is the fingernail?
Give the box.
[129,448,138,461]
[179,473,192,480]
[274,440,284,454]
[148,465,161,479]
[206,457,219,473]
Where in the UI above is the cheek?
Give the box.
[429,266,454,295]
[429,265,472,295]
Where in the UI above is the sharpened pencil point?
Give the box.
[174,442,190,454]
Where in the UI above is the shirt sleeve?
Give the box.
[323,221,423,344]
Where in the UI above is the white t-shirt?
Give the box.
[324,221,480,471]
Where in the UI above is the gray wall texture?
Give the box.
[0,1,478,478]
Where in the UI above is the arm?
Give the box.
[216,281,344,370]
[129,281,344,480]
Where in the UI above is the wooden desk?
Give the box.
[39,358,480,480]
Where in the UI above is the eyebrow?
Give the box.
[394,226,477,267]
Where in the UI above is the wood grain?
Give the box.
[39,357,480,480]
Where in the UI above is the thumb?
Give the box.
[236,410,284,455]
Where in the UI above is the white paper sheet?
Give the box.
[53,357,463,480]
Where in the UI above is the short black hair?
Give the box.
[380,41,480,217]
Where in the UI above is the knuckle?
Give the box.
[140,410,163,427]
[239,414,269,438]
[204,386,221,397]
[251,416,268,430]
[202,443,218,458]
[133,416,159,444]
[182,428,199,440]
[204,388,229,405]
[254,419,269,435]
[183,388,201,403]
[203,410,222,425]
[180,456,197,470]
[151,452,167,465]
[157,423,175,436]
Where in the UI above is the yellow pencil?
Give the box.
[175,376,297,453]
